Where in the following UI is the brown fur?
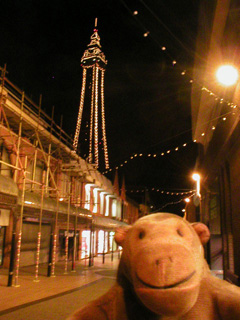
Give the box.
[68,213,240,320]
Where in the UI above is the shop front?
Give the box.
[81,216,127,264]
[0,175,18,267]
[59,229,80,260]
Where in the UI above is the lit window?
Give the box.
[100,192,106,215]
[85,184,91,210]
[93,188,98,213]
[105,195,109,216]
[112,199,117,217]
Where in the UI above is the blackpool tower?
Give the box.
[73,19,109,170]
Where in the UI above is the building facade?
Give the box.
[0,68,140,286]
[190,0,240,285]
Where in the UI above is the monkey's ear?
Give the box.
[114,226,132,246]
[191,223,210,245]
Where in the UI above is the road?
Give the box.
[0,274,116,320]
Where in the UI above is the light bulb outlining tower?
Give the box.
[73,18,109,170]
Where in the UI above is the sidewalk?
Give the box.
[0,253,119,314]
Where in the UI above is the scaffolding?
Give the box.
[0,64,130,288]
[0,65,93,286]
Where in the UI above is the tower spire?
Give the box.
[73,21,109,170]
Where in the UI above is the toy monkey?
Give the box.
[68,213,240,319]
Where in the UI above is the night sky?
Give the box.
[0,0,201,214]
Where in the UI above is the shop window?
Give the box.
[98,230,108,253]
[92,188,98,213]
[105,195,110,216]
[109,231,117,251]
[59,229,79,260]
[81,230,90,258]
[112,199,117,217]
[100,192,106,215]
[85,184,91,210]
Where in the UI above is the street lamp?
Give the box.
[192,173,201,222]
[216,65,239,86]
[192,173,201,198]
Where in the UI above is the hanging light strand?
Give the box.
[153,192,196,212]
[102,104,240,175]
[100,69,110,169]
[73,67,87,151]
[89,67,95,164]
[94,65,99,167]
[121,0,240,115]
[103,140,193,174]
[125,188,194,195]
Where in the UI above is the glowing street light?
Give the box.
[216,65,239,86]
[192,173,201,198]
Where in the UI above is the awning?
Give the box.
[18,190,92,218]
[17,189,128,229]
[92,216,128,229]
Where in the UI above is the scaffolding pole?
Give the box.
[7,215,16,286]
[30,94,41,191]
[33,171,45,282]
[31,143,38,192]
[35,130,58,191]
[14,91,24,182]
[45,143,51,195]
[102,230,105,264]
[45,106,54,195]
[0,160,22,287]
[51,195,59,277]
[14,156,28,287]
[64,194,70,274]
[0,64,8,121]
[72,210,77,272]
[47,225,53,277]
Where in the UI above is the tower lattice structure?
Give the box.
[73,20,109,170]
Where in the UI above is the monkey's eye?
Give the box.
[139,230,145,239]
[177,229,184,237]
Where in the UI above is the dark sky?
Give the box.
[0,0,200,214]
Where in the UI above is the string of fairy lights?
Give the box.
[120,0,240,109]
[122,187,196,213]
[100,69,110,169]
[101,102,239,204]
[100,1,240,177]
[102,102,239,175]
[125,188,194,196]
[107,2,240,211]
[121,0,196,79]
[102,139,194,174]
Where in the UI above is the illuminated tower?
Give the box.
[73,19,109,170]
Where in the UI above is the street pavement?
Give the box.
[0,253,119,320]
